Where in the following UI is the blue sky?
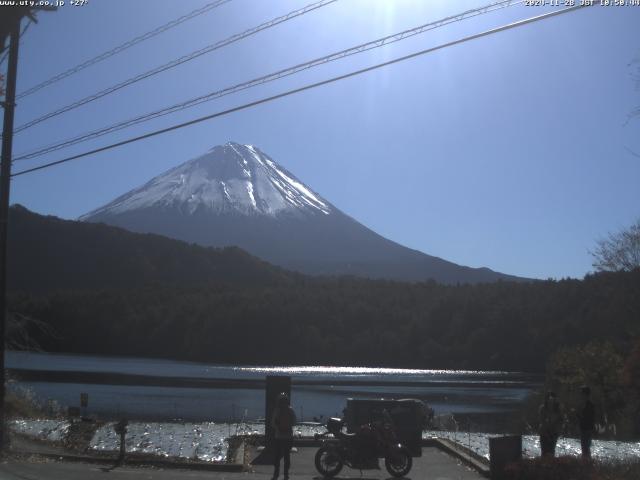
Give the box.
[4,0,640,280]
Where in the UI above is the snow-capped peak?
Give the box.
[80,142,332,219]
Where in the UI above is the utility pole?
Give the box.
[0,5,55,451]
[0,10,22,452]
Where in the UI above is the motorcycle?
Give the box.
[314,416,413,478]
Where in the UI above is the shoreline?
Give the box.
[10,417,640,467]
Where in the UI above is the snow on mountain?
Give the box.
[81,142,330,220]
[81,141,525,284]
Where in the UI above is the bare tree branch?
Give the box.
[624,146,640,158]
[6,312,59,351]
[591,219,640,272]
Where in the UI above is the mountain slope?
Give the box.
[8,205,293,294]
[81,142,524,284]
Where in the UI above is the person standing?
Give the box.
[539,391,563,457]
[271,392,297,480]
[577,385,595,459]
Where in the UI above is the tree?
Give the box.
[591,219,640,272]
[546,341,625,436]
[622,338,640,437]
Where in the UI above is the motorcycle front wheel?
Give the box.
[314,445,344,478]
[384,448,412,478]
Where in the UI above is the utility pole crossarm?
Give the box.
[1,4,56,53]
[1,7,31,53]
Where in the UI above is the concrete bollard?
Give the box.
[489,435,522,480]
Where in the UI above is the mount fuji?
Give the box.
[81,142,521,284]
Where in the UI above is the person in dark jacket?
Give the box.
[271,393,297,480]
[538,391,563,456]
[578,385,596,459]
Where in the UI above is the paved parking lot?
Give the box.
[0,446,485,480]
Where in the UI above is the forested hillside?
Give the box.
[8,205,294,293]
[8,206,639,372]
[9,271,639,372]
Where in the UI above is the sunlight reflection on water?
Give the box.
[233,365,512,375]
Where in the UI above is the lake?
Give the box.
[6,351,542,426]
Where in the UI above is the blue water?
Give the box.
[7,351,541,421]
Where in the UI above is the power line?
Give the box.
[11,0,337,134]
[11,3,593,179]
[15,0,233,99]
[14,0,522,162]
